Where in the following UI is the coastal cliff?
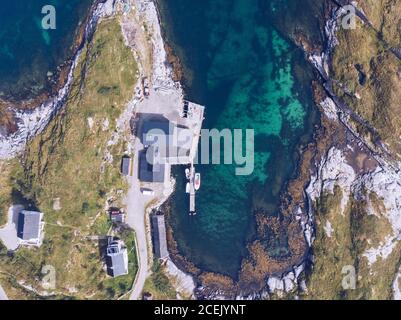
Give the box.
[295,0,401,299]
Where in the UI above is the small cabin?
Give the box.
[109,208,125,224]
[105,238,129,278]
[151,214,169,260]
[121,156,131,176]
[17,210,44,247]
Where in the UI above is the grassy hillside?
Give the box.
[305,187,401,300]
[0,17,139,299]
[0,161,14,226]
[331,1,401,156]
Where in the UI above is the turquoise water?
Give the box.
[159,0,319,277]
[0,0,93,101]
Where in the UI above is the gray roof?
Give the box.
[151,215,169,259]
[142,120,171,146]
[106,242,128,277]
[142,120,192,165]
[138,149,165,183]
[121,157,131,176]
[111,213,124,223]
[17,211,41,241]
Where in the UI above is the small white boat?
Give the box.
[185,168,190,180]
[185,183,190,194]
[194,173,201,191]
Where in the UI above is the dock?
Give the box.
[188,164,196,214]
[184,100,205,162]
[189,191,195,213]
[181,101,204,216]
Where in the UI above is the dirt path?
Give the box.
[126,165,149,300]
[123,0,185,300]
[0,205,23,251]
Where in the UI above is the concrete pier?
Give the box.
[188,164,196,214]
[189,191,195,213]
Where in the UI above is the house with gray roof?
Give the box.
[121,156,131,176]
[105,239,129,278]
[17,210,44,247]
[151,214,169,260]
[138,148,166,183]
[139,119,193,183]
[142,119,171,148]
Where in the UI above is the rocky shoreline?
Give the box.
[0,0,118,159]
[299,1,401,299]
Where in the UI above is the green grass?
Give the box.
[143,259,177,300]
[304,187,355,300]
[92,213,112,235]
[0,17,139,299]
[304,186,400,300]
[331,5,401,157]
[0,160,17,226]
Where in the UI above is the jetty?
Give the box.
[188,164,196,214]
[181,100,204,215]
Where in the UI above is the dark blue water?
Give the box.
[159,0,319,277]
[0,0,93,101]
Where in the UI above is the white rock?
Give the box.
[294,264,304,279]
[363,235,397,266]
[283,272,296,293]
[102,118,110,131]
[165,259,195,299]
[324,220,334,238]
[319,97,339,121]
[267,277,284,292]
[87,117,94,130]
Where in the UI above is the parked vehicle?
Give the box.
[141,188,155,196]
